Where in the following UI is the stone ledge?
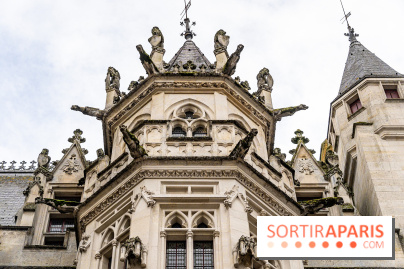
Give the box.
[348,107,366,121]
[0,225,31,230]
[385,98,404,103]
[166,136,213,142]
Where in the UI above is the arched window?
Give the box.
[185,111,195,119]
[197,222,208,228]
[172,222,183,229]
[172,126,186,137]
[193,127,207,137]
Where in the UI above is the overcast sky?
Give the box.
[1,0,404,166]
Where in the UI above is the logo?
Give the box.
[257,216,394,260]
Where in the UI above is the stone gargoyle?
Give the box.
[300,197,344,216]
[120,236,147,268]
[71,105,105,120]
[136,44,159,75]
[230,129,258,159]
[120,125,148,159]
[37,148,51,169]
[272,104,308,121]
[148,26,164,52]
[223,44,244,76]
[35,197,80,214]
[232,235,257,268]
[214,29,230,56]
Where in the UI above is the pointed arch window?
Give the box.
[172,126,186,137]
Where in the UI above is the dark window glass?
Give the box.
[172,222,182,228]
[44,236,64,246]
[349,98,362,114]
[197,222,208,228]
[194,241,214,269]
[48,218,74,233]
[193,127,207,137]
[385,89,400,99]
[185,111,194,119]
[172,127,186,137]
[166,241,186,269]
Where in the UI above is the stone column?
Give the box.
[95,252,101,269]
[213,231,221,268]
[186,230,194,268]
[114,241,121,269]
[111,239,118,268]
[160,231,167,268]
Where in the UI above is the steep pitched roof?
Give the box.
[167,40,213,72]
[338,40,404,96]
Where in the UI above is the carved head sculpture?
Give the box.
[214,29,230,49]
[96,149,105,159]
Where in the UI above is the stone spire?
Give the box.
[337,3,404,96]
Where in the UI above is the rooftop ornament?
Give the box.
[180,0,196,40]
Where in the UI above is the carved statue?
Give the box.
[140,186,156,207]
[37,149,51,169]
[233,235,257,268]
[256,67,274,91]
[230,129,258,159]
[62,154,81,175]
[223,44,244,76]
[71,105,105,120]
[136,45,159,75]
[300,197,344,216]
[272,104,308,120]
[240,80,250,91]
[35,197,80,214]
[96,148,105,159]
[120,125,148,159]
[148,26,164,51]
[214,29,230,55]
[128,81,139,92]
[105,66,121,91]
[74,233,91,265]
[120,237,147,268]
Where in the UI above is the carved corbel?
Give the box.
[74,233,91,265]
[233,235,257,268]
[120,236,147,268]
[224,185,253,213]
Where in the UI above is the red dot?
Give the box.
[350,241,357,248]
[309,241,316,248]
[295,241,302,248]
[336,241,343,248]
[322,241,329,248]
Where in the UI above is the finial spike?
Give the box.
[339,0,359,42]
[180,0,196,39]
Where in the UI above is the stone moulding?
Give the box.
[78,166,297,232]
[105,79,273,156]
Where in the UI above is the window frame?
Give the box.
[166,240,187,269]
[193,240,214,269]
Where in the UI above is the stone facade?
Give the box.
[1,14,404,269]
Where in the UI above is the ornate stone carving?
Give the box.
[79,169,294,232]
[223,44,244,76]
[74,233,91,265]
[62,154,82,175]
[23,177,44,197]
[214,29,230,56]
[300,197,344,216]
[273,104,309,121]
[298,158,315,175]
[96,148,105,159]
[35,197,80,214]
[257,67,274,91]
[148,26,165,52]
[232,235,257,268]
[120,125,148,159]
[37,149,51,169]
[105,66,120,91]
[128,81,139,92]
[136,44,159,75]
[224,185,252,213]
[120,237,147,268]
[230,129,258,159]
[71,105,105,120]
[140,186,156,207]
[273,148,286,161]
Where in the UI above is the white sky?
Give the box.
[1,0,404,166]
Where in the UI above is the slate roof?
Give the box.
[338,40,404,96]
[0,174,33,226]
[167,40,213,72]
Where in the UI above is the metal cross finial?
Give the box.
[180,0,196,40]
[339,0,359,42]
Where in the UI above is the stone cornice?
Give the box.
[77,157,300,232]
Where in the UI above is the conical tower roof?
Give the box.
[167,40,213,72]
[338,36,404,96]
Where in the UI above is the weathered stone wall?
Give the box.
[0,227,77,267]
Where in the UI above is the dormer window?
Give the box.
[172,126,186,137]
[193,127,207,137]
[349,98,362,114]
[384,85,400,99]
